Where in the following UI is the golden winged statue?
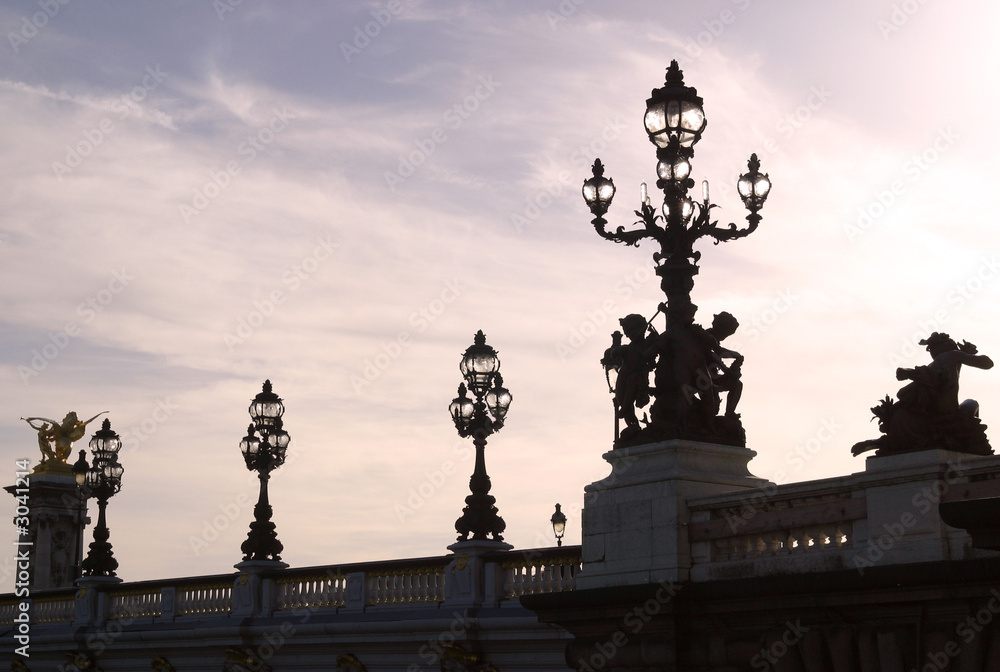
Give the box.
[22,411,107,474]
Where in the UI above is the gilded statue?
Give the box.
[22,411,107,470]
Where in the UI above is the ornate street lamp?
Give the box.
[78,419,124,578]
[582,60,772,448]
[550,503,567,547]
[239,380,290,562]
[450,330,512,542]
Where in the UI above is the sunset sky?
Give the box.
[2,0,1000,591]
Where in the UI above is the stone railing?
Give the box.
[687,450,1000,581]
[175,580,232,616]
[275,572,345,610]
[0,546,582,627]
[30,591,77,623]
[499,547,580,598]
[273,558,449,610]
[109,589,161,619]
[689,484,866,579]
[365,565,447,605]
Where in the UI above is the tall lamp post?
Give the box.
[449,330,512,543]
[75,419,124,579]
[239,379,290,563]
[582,60,772,448]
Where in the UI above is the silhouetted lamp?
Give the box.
[72,449,89,486]
[239,380,290,563]
[643,61,707,149]
[551,503,567,547]
[663,195,695,224]
[582,159,616,219]
[451,331,511,543]
[485,374,512,423]
[656,137,693,185]
[737,153,772,217]
[449,384,475,433]
[79,419,124,578]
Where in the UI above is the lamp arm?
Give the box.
[592,213,655,248]
[703,216,759,244]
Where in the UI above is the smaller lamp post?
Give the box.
[71,450,89,579]
[550,503,567,547]
[239,380,290,563]
[600,331,623,441]
[78,419,124,578]
[450,331,511,542]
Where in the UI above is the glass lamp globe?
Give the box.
[644,60,707,149]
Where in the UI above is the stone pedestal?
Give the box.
[445,539,512,607]
[855,448,996,569]
[5,466,89,590]
[577,439,771,589]
[74,574,122,626]
[233,559,288,617]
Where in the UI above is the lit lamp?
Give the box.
[737,153,772,222]
[643,65,707,150]
[450,331,511,542]
[582,159,616,221]
[550,503,567,547]
[79,419,124,578]
[239,380,290,563]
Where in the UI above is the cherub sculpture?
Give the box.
[852,333,993,456]
[610,313,657,441]
[22,411,107,465]
[704,311,744,418]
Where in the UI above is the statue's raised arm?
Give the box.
[80,411,108,427]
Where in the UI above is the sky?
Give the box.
[2,0,1000,591]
